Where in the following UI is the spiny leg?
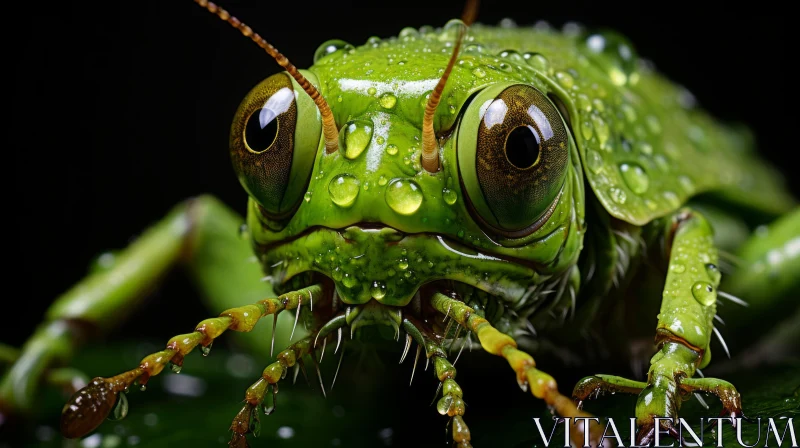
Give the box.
[429,293,604,447]
[228,337,314,448]
[572,375,646,408]
[1,196,277,420]
[60,285,320,439]
[419,334,471,448]
[679,377,742,416]
[573,209,745,445]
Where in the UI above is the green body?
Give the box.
[251,23,793,324]
[2,17,798,448]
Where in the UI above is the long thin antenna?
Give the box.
[461,0,480,26]
[194,0,339,153]
[420,23,467,173]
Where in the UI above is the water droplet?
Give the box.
[663,191,680,207]
[590,114,610,147]
[379,93,397,109]
[498,17,517,28]
[386,144,399,155]
[561,20,584,36]
[464,44,485,54]
[340,119,374,160]
[370,281,386,299]
[555,71,574,89]
[399,27,419,40]
[397,258,409,270]
[586,150,604,173]
[303,191,313,202]
[367,87,377,96]
[376,136,385,145]
[533,20,552,31]
[574,94,591,113]
[584,32,638,86]
[139,384,147,392]
[705,263,721,284]
[621,103,637,123]
[472,67,486,78]
[91,251,118,273]
[608,187,627,204]
[342,273,357,288]
[385,179,423,215]
[619,163,649,194]
[646,115,662,134]
[201,343,212,357]
[440,19,467,41]
[110,392,129,421]
[654,155,670,172]
[523,52,550,72]
[580,120,593,140]
[328,174,361,208]
[443,188,457,205]
[678,175,694,193]
[378,175,388,186]
[314,40,354,63]
[636,141,653,156]
[169,362,182,374]
[691,281,716,306]
[592,98,606,113]
[497,62,513,73]
[498,49,524,63]
[670,263,686,273]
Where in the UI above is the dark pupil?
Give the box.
[505,125,540,169]
[245,110,279,152]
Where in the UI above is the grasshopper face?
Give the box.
[233,29,584,310]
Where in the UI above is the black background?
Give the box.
[9,3,797,345]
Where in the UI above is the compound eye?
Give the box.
[459,84,569,235]
[230,72,321,218]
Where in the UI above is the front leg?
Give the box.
[0,195,275,419]
[574,208,742,444]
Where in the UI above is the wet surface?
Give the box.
[6,339,798,447]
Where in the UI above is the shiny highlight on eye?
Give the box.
[193,0,339,153]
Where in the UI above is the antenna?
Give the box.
[194,0,339,153]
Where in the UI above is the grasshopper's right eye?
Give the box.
[457,83,569,238]
[230,71,322,218]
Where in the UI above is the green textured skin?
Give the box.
[247,23,794,310]
[3,17,799,446]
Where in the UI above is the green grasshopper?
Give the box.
[2,1,798,447]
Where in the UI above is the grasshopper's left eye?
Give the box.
[230,71,322,218]
[458,84,569,237]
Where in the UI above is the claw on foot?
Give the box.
[60,378,121,439]
[228,403,255,448]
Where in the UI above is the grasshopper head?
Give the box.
[230,25,584,312]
